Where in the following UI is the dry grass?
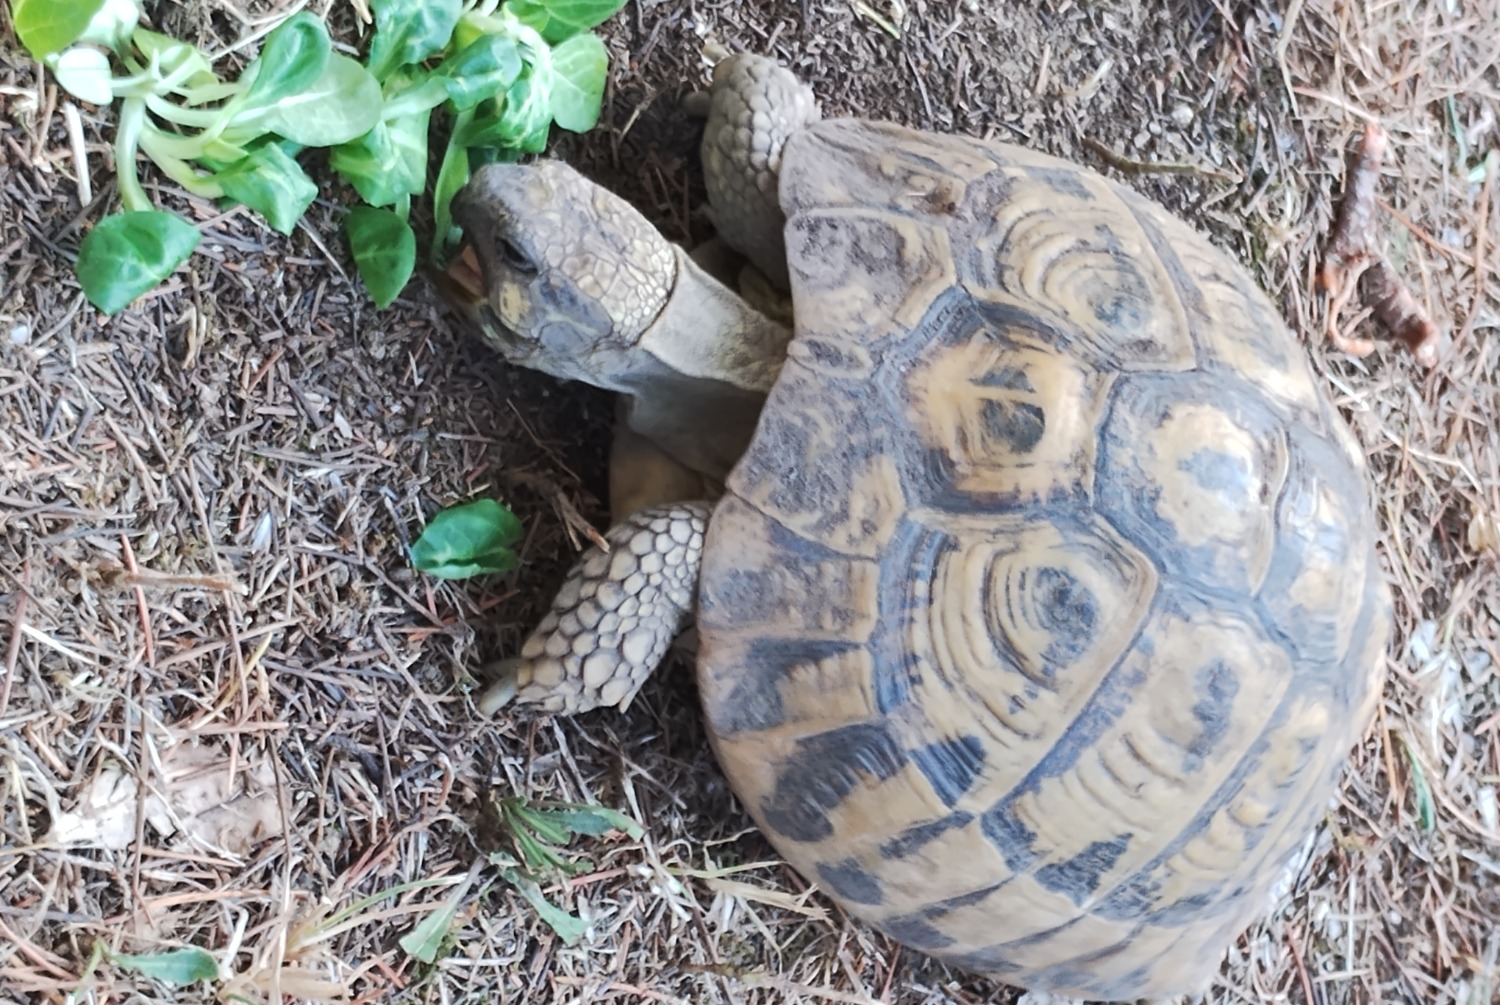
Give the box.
[1,1,1497,1004]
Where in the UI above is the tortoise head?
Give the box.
[451,160,678,386]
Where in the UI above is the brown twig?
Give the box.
[1319,122,1440,365]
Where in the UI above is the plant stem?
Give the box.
[114,98,153,212]
[136,129,225,199]
[144,94,223,129]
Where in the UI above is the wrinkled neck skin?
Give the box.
[610,246,792,486]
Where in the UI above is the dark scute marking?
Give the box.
[1033,834,1133,904]
[978,655,1148,871]
[713,637,862,736]
[1028,164,1094,201]
[878,914,957,951]
[1185,660,1239,770]
[1094,871,1159,920]
[972,364,1033,390]
[1031,566,1100,667]
[981,398,1046,454]
[941,945,1024,977]
[1089,286,1148,332]
[872,519,952,713]
[979,803,1042,873]
[1180,447,1249,495]
[816,858,886,906]
[911,735,987,807]
[879,812,974,859]
[971,297,1077,352]
[800,337,867,374]
[759,722,908,843]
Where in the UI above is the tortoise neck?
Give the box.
[616,247,792,484]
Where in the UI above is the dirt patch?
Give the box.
[2,1,1497,1004]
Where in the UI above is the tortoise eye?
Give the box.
[497,238,536,275]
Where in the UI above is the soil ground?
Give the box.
[2,1,1497,1004]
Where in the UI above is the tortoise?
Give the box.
[447,53,1391,1000]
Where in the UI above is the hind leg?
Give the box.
[693,54,821,290]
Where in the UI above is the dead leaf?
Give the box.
[49,743,279,856]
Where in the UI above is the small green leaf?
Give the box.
[546,806,643,839]
[77,211,201,314]
[497,867,590,945]
[398,893,465,964]
[460,65,553,153]
[76,0,138,49]
[251,53,383,147]
[346,207,416,308]
[240,12,330,110]
[367,0,463,80]
[503,0,627,45]
[130,28,217,89]
[409,497,522,578]
[12,0,108,58]
[214,142,318,235]
[434,34,523,112]
[548,32,607,132]
[329,111,431,208]
[47,46,115,105]
[1401,735,1436,832]
[430,119,472,262]
[109,946,218,986]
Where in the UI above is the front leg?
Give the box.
[477,503,712,717]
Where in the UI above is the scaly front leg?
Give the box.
[478,503,712,716]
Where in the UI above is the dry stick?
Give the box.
[0,559,27,718]
[1456,153,1495,348]
[1320,122,1440,365]
[1080,136,1242,183]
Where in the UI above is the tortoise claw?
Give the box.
[476,658,520,716]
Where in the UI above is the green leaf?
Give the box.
[46,45,114,105]
[434,34,523,112]
[503,0,627,45]
[130,28,217,89]
[240,12,330,110]
[214,142,318,235]
[345,207,416,309]
[398,893,465,964]
[12,0,107,58]
[251,53,383,147]
[367,0,462,80]
[329,111,431,208]
[460,64,553,153]
[109,946,218,986]
[548,32,607,132]
[546,806,643,839]
[77,211,200,314]
[497,868,590,945]
[76,0,138,49]
[429,117,471,263]
[409,497,522,579]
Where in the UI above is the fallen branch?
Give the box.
[1319,122,1440,366]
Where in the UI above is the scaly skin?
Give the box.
[698,54,821,289]
[477,504,710,716]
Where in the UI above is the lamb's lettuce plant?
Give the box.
[7,0,627,313]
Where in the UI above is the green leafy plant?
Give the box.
[8,0,628,313]
[489,797,644,944]
[409,496,524,578]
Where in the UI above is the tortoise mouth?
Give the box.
[443,244,487,305]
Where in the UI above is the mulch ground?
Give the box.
[2,1,1497,1003]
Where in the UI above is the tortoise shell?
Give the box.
[692,119,1391,999]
